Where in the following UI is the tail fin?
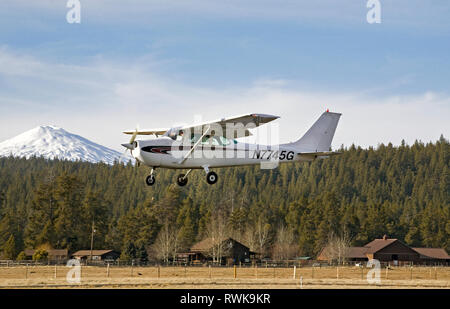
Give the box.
[285,111,341,152]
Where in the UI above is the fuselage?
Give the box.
[132,137,314,169]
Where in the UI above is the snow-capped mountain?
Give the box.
[0,125,126,165]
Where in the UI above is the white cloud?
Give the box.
[0,48,448,152]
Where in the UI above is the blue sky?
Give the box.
[0,1,449,150]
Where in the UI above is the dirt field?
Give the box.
[0,265,448,288]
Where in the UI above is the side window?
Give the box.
[201,135,210,144]
[190,134,200,144]
[219,136,230,146]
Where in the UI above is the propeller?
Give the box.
[120,125,139,164]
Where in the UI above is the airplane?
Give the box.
[121,110,342,186]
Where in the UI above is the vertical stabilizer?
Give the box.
[284,111,341,152]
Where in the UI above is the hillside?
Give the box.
[0,136,448,260]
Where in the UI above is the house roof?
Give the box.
[24,249,68,256]
[190,237,229,252]
[190,237,248,252]
[413,248,450,260]
[347,247,369,258]
[364,238,398,254]
[72,250,116,257]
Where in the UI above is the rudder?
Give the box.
[285,111,341,152]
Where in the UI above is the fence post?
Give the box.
[385,266,388,280]
[234,265,237,279]
[131,260,134,277]
[185,266,187,278]
[107,263,110,278]
[311,266,314,279]
[361,266,364,280]
[410,266,413,280]
[157,265,160,279]
[54,264,57,279]
[255,264,258,279]
[300,276,303,289]
[293,266,296,280]
[336,267,339,279]
[209,265,212,279]
[434,266,437,280]
[25,264,28,279]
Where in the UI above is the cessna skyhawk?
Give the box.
[122,110,341,186]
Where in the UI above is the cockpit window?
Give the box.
[164,127,184,140]
[189,134,236,146]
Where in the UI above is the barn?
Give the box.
[178,237,255,265]
[318,235,450,265]
[24,249,68,262]
[71,250,120,262]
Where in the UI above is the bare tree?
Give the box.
[152,220,179,264]
[254,216,271,257]
[272,225,298,260]
[205,213,229,264]
[323,230,352,265]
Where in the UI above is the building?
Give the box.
[413,248,450,265]
[177,238,255,265]
[71,250,120,261]
[318,235,450,265]
[24,249,68,262]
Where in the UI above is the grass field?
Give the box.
[0,265,448,288]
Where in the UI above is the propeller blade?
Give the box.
[129,124,140,143]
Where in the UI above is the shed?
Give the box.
[71,250,120,261]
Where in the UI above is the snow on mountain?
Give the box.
[0,125,128,165]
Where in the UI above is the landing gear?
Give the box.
[145,175,155,186]
[176,169,191,187]
[177,174,188,186]
[145,168,156,186]
[206,171,218,185]
[202,165,218,185]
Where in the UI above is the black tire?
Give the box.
[177,174,188,187]
[206,171,218,185]
[145,175,155,186]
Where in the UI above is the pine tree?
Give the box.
[2,234,17,259]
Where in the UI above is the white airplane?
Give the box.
[122,110,342,186]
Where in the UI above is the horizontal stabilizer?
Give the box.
[298,151,342,157]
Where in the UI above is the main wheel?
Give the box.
[145,175,155,186]
[206,171,218,185]
[177,174,188,186]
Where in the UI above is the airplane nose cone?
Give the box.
[121,143,134,150]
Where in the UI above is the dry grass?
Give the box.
[0,265,448,289]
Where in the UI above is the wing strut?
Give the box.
[178,125,210,164]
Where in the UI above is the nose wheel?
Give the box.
[145,175,155,186]
[176,174,188,186]
[145,168,156,186]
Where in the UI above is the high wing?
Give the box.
[123,113,279,139]
[179,113,280,138]
[123,128,169,136]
